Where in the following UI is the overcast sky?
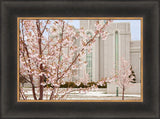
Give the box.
[66,20,141,41]
[113,20,141,41]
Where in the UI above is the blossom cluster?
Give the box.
[19,19,112,100]
[115,58,135,90]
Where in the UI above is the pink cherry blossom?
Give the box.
[19,19,112,100]
[115,58,135,100]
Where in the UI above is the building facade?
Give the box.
[80,20,141,83]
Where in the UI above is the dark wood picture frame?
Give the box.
[17,17,143,103]
[1,0,159,118]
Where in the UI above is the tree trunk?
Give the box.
[31,83,37,100]
[36,20,44,100]
[39,75,43,100]
[50,87,55,100]
[29,75,37,100]
[122,86,125,100]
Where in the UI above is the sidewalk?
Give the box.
[21,88,141,100]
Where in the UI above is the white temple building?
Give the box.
[80,20,141,83]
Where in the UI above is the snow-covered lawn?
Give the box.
[21,88,141,100]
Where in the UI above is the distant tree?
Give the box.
[115,58,135,100]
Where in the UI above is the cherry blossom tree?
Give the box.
[19,19,112,100]
[115,58,135,100]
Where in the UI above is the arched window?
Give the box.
[115,31,119,73]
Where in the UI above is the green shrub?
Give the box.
[87,82,97,87]
[97,82,107,88]
[60,81,107,88]
[129,65,136,83]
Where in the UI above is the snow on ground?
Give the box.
[21,88,141,100]
[23,90,140,97]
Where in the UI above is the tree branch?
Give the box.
[20,20,37,100]
[58,21,109,81]
[19,73,32,83]
[41,20,49,35]
[36,20,44,100]
[56,22,65,82]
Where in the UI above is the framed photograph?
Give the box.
[1,0,159,119]
[17,17,143,102]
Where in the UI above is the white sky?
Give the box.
[66,20,141,41]
[113,20,141,41]
[65,20,80,28]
